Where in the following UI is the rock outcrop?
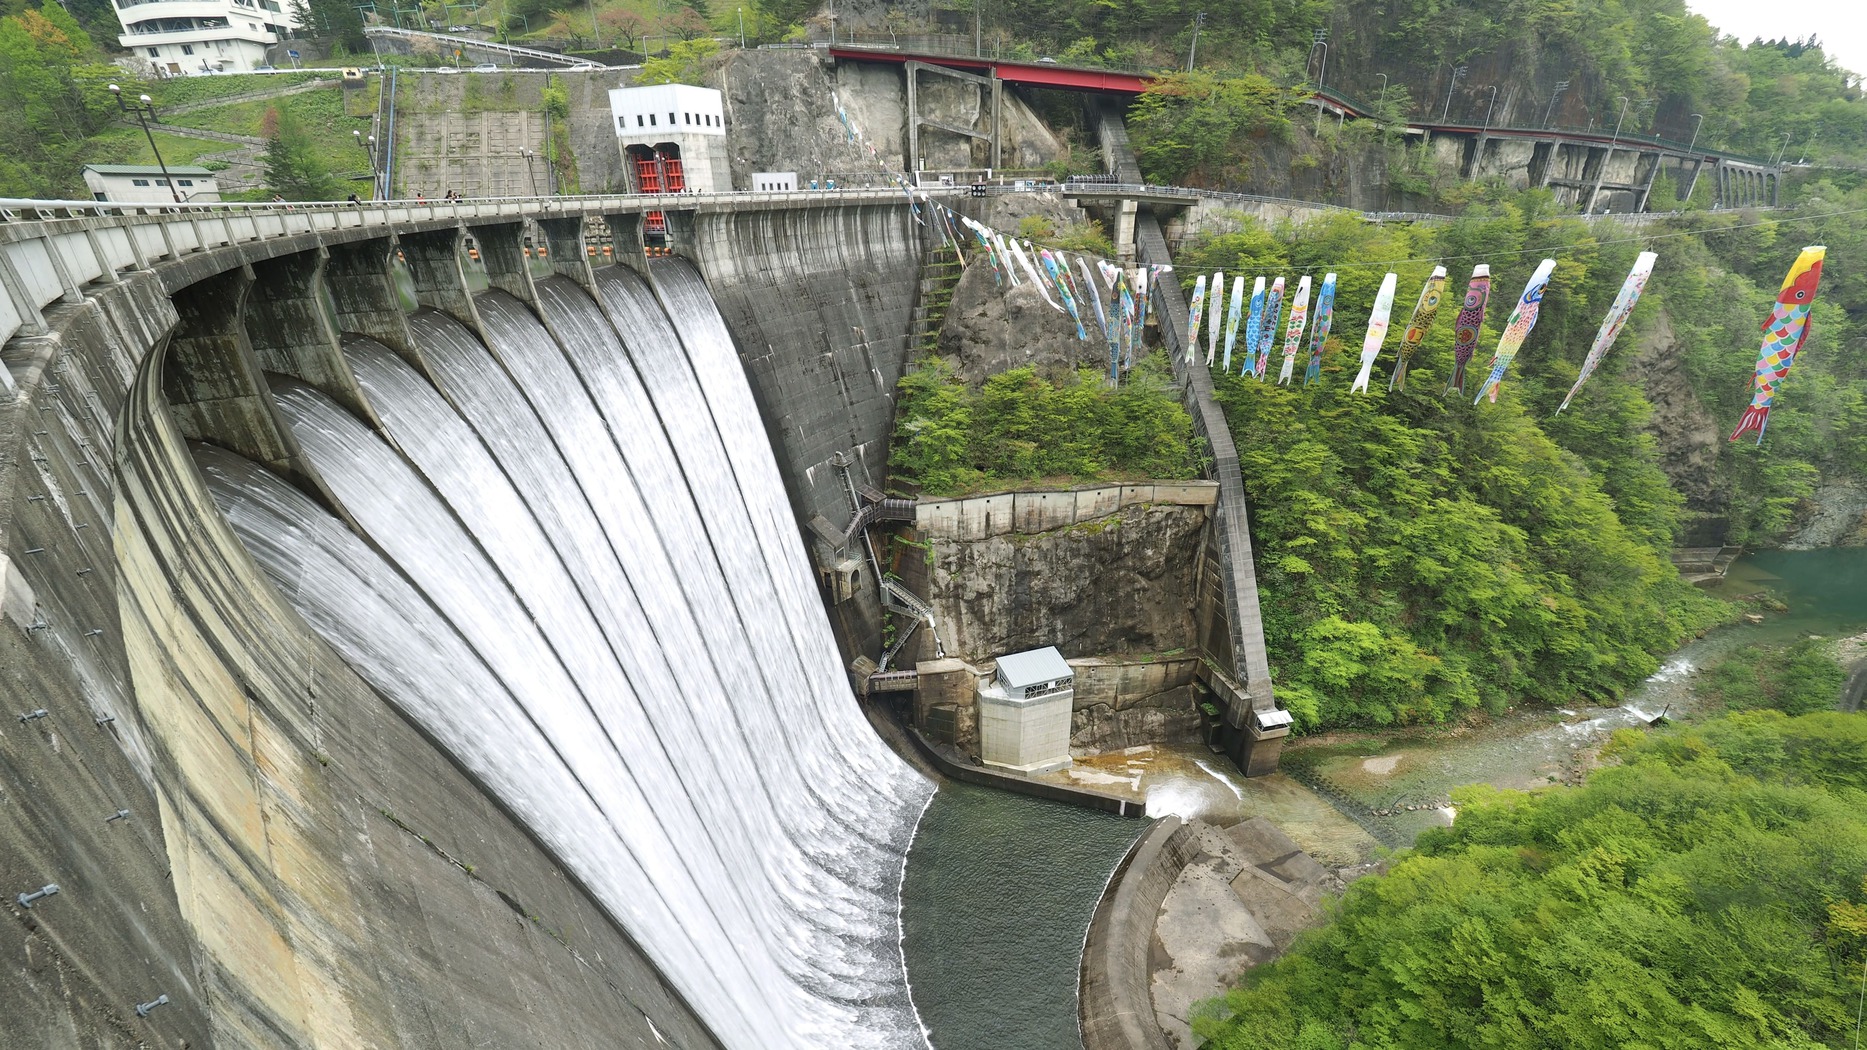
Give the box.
[926,501,1205,660]
[938,252,1106,383]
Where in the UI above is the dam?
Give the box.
[0,180,1270,1046]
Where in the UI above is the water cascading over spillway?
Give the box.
[195,261,935,1049]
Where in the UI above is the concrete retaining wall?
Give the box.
[1080,816,1189,1050]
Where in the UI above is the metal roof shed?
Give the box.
[995,646,1072,693]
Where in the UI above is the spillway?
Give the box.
[197,261,935,1049]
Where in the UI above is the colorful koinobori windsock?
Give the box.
[1118,272,1139,370]
[1305,273,1337,385]
[1040,250,1089,342]
[1389,266,1448,391]
[1013,240,1059,310]
[1276,276,1314,385]
[1730,245,1826,443]
[992,233,1022,285]
[1559,251,1658,413]
[1240,276,1267,377]
[1207,270,1225,365]
[1444,265,1492,395]
[1079,257,1110,337]
[1254,277,1285,379]
[1221,276,1245,371]
[1474,258,1559,405]
[1350,273,1400,393]
[1185,275,1209,363]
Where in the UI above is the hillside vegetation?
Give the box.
[1185,185,1867,729]
[1194,709,1867,1049]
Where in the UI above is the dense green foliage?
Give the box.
[1189,199,1813,727]
[1701,640,1848,716]
[0,6,124,198]
[262,105,345,200]
[950,0,1867,169]
[890,353,1200,496]
[1193,710,1867,1050]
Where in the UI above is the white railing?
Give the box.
[0,187,941,395]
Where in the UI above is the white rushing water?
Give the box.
[200,265,934,1049]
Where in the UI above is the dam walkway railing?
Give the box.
[0,188,950,395]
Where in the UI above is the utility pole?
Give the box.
[1584,94,1629,214]
[1187,11,1205,73]
[1542,79,1569,128]
[1680,112,1707,204]
[1440,64,1467,122]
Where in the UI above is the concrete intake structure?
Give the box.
[0,191,939,1048]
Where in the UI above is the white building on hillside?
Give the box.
[82,164,222,203]
[116,0,299,75]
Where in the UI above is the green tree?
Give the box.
[1194,710,1867,1050]
[262,105,342,200]
[636,37,720,85]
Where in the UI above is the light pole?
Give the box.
[1771,130,1792,166]
[353,129,378,197]
[1681,112,1707,205]
[1375,71,1388,108]
[522,148,540,195]
[1439,64,1467,122]
[1186,11,1205,73]
[109,84,181,204]
[1585,94,1629,214]
[1470,83,1498,179]
[737,6,745,47]
[1310,29,1329,133]
[1542,79,1569,128]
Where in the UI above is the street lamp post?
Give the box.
[1584,94,1629,214]
[354,130,383,197]
[1470,83,1498,179]
[1771,130,1792,166]
[1681,112,1707,205]
[522,148,538,195]
[1542,79,1569,128]
[1375,71,1388,108]
[1310,29,1329,133]
[109,84,181,204]
[737,6,745,47]
[1186,11,1205,72]
[1439,64,1467,122]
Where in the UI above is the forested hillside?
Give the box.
[931,0,1867,167]
[1192,709,1867,1049]
[1182,184,1867,729]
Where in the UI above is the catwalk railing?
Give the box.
[0,187,948,391]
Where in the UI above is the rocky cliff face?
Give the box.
[939,252,1110,383]
[1633,306,1728,544]
[711,49,1066,185]
[926,501,1205,660]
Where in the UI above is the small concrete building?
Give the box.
[81,164,222,203]
[977,646,1074,774]
[609,83,730,194]
[751,171,797,192]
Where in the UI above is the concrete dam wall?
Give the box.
[0,194,933,1048]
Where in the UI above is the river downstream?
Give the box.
[1283,546,1867,847]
